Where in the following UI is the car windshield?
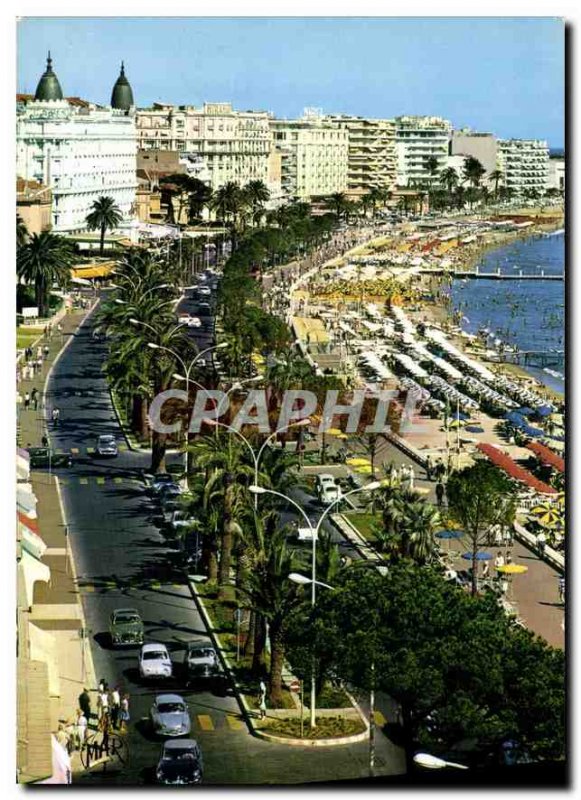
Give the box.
[164,750,197,761]
[158,702,185,714]
[115,614,140,625]
[189,648,214,660]
[100,436,114,443]
[144,651,166,660]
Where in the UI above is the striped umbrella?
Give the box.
[530,503,562,529]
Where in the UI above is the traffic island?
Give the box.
[188,578,370,747]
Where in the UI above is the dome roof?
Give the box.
[34,52,64,102]
[111,62,134,110]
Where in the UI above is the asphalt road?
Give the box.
[45,289,405,784]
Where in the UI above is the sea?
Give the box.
[449,230,565,395]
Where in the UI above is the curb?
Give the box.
[186,576,371,748]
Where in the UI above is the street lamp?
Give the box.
[288,573,335,592]
[249,479,381,728]
[413,753,468,771]
[206,418,310,509]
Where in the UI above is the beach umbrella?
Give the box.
[437,529,463,540]
[465,425,485,433]
[497,564,528,575]
[346,457,372,466]
[453,411,470,421]
[354,464,373,474]
[462,551,493,561]
[536,405,554,417]
[529,503,562,529]
[325,427,345,437]
[516,407,535,416]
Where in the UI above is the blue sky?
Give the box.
[17,17,564,147]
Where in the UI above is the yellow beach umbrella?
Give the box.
[497,564,528,575]
[354,464,373,474]
[326,428,346,437]
[530,503,562,529]
[346,457,372,466]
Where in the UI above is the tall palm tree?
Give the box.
[424,156,440,184]
[17,231,75,317]
[326,192,348,220]
[85,195,123,256]
[212,181,245,251]
[399,500,441,564]
[241,526,303,704]
[462,156,486,189]
[244,180,270,226]
[488,169,504,201]
[440,167,459,195]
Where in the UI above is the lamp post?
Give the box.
[204,418,310,509]
[249,480,381,727]
[413,753,468,771]
[146,340,229,482]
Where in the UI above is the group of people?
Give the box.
[76,682,130,741]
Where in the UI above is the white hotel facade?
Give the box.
[16,56,138,234]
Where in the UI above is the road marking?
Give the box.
[150,580,162,589]
[55,448,64,455]
[70,448,79,455]
[172,582,182,589]
[86,447,95,455]
[373,710,387,727]
[114,477,123,484]
[197,715,214,731]
[96,477,105,485]
[118,444,128,452]
[226,715,244,731]
[83,584,95,593]
[79,478,89,485]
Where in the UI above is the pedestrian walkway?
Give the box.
[18,301,99,774]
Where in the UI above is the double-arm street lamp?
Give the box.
[249,480,382,728]
[203,418,310,509]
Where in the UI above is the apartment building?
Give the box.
[547,155,565,193]
[270,109,349,200]
[324,114,397,194]
[136,102,281,199]
[497,138,549,196]
[450,129,497,183]
[395,115,452,187]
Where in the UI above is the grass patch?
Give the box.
[346,512,381,541]
[17,327,44,349]
[314,684,352,709]
[262,715,365,739]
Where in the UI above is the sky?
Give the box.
[17,16,564,147]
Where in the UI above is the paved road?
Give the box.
[45,297,405,784]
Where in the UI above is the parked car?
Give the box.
[168,509,198,535]
[178,314,202,328]
[158,483,183,507]
[150,474,176,495]
[109,608,144,647]
[139,643,173,680]
[26,446,72,469]
[156,739,203,785]
[150,694,191,737]
[198,285,211,297]
[315,473,341,505]
[183,641,221,684]
[96,434,118,458]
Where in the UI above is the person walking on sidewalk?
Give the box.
[24,392,30,411]
[559,576,565,605]
[119,694,130,734]
[43,344,50,359]
[435,481,445,507]
[52,407,60,427]
[75,709,88,751]
[31,388,38,411]
[258,679,267,720]
[536,531,547,557]
[79,688,92,722]
[110,686,121,730]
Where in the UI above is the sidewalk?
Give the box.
[18,301,99,772]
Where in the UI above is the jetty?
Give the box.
[419,266,563,281]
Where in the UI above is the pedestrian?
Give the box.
[425,456,433,481]
[75,709,88,750]
[41,434,49,448]
[52,407,60,427]
[97,686,109,722]
[494,551,505,572]
[536,531,547,557]
[57,322,63,336]
[43,325,48,337]
[36,345,43,361]
[119,694,130,734]
[31,388,38,411]
[258,679,267,720]
[78,687,92,721]
[481,561,490,579]
[435,481,445,508]
[55,723,69,752]
[407,465,415,491]
[110,686,121,730]
[558,576,565,605]
[24,392,30,410]
[506,550,513,565]
[43,344,49,358]
[503,527,513,548]
[493,524,503,548]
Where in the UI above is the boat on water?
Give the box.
[543,228,565,237]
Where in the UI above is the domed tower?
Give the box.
[110,62,134,110]
[34,51,64,102]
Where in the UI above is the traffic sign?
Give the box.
[289,679,301,693]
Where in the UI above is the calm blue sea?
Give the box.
[449,231,565,394]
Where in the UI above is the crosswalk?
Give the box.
[136,714,246,734]
[52,444,129,456]
[58,476,143,487]
[81,579,185,592]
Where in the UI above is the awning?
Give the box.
[18,549,51,609]
[17,484,37,518]
[526,441,565,473]
[18,516,47,560]
[28,622,60,696]
[38,736,72,784]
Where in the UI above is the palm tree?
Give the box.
[241,526,302,705]
[212,181,245,251]
[326,192,348,220]
[424,156,440,184]
[440,167,459,195]
[17,231,75,317]
[187,179,213,224]
[244,180,270,227]
[17,214,28,249]
[399,500,441,564]
[462,156,486,189]
[85,195,123,256]
[488,169,504,201]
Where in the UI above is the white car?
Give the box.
[96,434,118,457]
[139,643,173,680]
[198,286,211,297]
[178,314,202,328]
[169,509,198,534]
[315,473,341,505]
